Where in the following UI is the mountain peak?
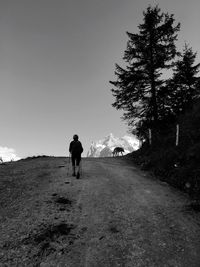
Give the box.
[87,134,139,157]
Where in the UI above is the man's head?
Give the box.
[73,134,79,141]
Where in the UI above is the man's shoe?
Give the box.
[76,172,80,179]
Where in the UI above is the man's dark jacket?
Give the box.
[69,140,83,156]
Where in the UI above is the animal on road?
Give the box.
[112,147,124,157]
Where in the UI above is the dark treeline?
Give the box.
[110,5,200,200]
[110,5,200,142]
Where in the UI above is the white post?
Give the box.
[149,128,152,145]
[176,124,179,146]
[139,139,142,148]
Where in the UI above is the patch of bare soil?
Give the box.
[21,222,76,266]
[0,156,200,266]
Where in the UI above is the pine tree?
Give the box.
[110,5,180,138]
[167,44,200,116]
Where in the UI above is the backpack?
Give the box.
[70,141,83,155]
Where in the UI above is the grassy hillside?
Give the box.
[130,100,200,201]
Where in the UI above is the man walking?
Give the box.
[69,134,83,179]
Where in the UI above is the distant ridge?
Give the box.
[87,133,139,157]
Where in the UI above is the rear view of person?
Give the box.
[69,134,83,179]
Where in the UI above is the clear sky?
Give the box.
[0,0,200,158]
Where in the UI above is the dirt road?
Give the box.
[0,156,200,266]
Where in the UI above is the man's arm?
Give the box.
[80,142,83,153]
[69,141,72,153]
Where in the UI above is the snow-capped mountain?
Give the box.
[0,146,20,162]
[87,133,139,157]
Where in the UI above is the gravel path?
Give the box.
[0,156,200,266]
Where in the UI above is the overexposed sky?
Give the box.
[0,0,200,158]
